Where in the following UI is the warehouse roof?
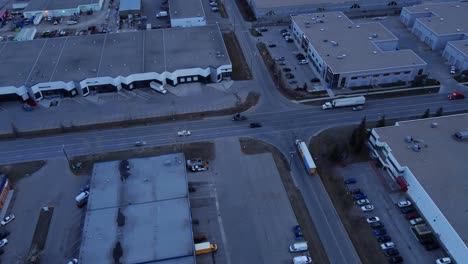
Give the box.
[0,25,230,88]
[252,0,403,9]
[80,154,195,264]
[119,0,141,12]
[403,2,468,36]
[24,0,99,11]
[292,12,427,73]
[374,114,468,246]
[447,40,468,56]
[169,0,205,19]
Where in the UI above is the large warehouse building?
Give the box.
[400,2,468,72]
[80,154,195,263]
[0,25,231,102]
[290,12,427,89]
[368,114,468,263]
[22,0,104,18]
[249,0,420,19]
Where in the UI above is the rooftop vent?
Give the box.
[456,29,461,32]
[330,40,338,46]
[338,15,342,18]
[372,33,378,38]
[456,5,460,7]
[430,122,438,128]
[320,28,325,31]
[440,18,444,21]
[356,25,361,28]
[373,51,377,54]
[323,39,328,42]
[411,144,421,152]
[368,37,373,40]
[424,7,429,10]
[337,54,346,59]
[348,25,352,29]
[405,136,413,143]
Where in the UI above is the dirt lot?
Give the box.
[27,207,55,263]
[223,31,252,80]
[308,125,386,264]
[234,0,256,21]
[0,160,46,183]
[239,137,329,264]
[70,141,215,175]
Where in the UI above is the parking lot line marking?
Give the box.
[210,172,231,264]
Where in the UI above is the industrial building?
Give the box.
[368,114,468,263]
[0,25,231,101]
[169,0,206,27]
[249,0,420,19]
[290,12,427,89]
[22,0,104,18]
[119,0,142,18]
[80,154,195,264]
[400,2,468,72]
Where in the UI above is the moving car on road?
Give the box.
[177,130,191,136]
[250,122,262,128]
[448,91,464,100]
[135,141,146,147]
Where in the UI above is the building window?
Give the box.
[394,72,400,75]
[383,73,390,76]
[404,71,411,74]
[372,74,379,77]
[351,77,357,80]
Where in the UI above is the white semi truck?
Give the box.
[322,96,366,110]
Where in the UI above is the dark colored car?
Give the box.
[377,235,391,242]
[370,221,384,229]
[286,38,293,43]
[353,193,367,200]
[296,53,306,60]
[344,178,357,184]
[374,228,387,236]
[384,248,399,257]
[285,73,295,79]
[448,91,465,100]
[424,242,440,251]
[283,68,292,72]
[405,212,419,220]
[293,225,303,238]
[400,206,416,214]
[388,256,404,264]
[250,123,262,128]
[350,188,362,195]
[268,43,276,48]
[280,29,288,34]
[258,27,268,32]
[0,231,9,239]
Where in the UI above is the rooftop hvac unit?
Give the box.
[372,33,378,38]
[430,122,438,128]
[330,40,338,46]
[411,144,421,152]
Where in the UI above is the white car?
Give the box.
[209,2,217,6]
[298,60,308,65]
[366,216,380,223]
[380,242,395,250]
[397,200,412,208]
[361,205,374,212]
[177,130,191,136]
[450,66,456,74]
[1,214,15,226]
[293,255,312,264]
[67,259,79,264]
[410,217,425,226]
[0,238,8,248]
[436,257,451,264]
[356,199,369,205]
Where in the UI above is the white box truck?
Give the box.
[322,96,366,110]
[156,11,168,18]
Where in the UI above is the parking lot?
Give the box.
[256,27,321,91]
[336,162,444,264]
[1,158,89,263]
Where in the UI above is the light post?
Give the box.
[62,144,70,163]
[288,151,295,167]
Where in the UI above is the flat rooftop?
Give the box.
[169,0,205,19]
[24,0,99,11]
[80,154,195,264]
[253,0,399,9]
[374,114,468,246]
[448,40,468,56]
[403,2,468,36]
[292,12,427,73]
[0,25,230,88]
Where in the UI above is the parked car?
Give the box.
[135,141,146,147]
[356,199,369,205]
[1,214,15,226]
[397,200,412,208]
[405,212,419,220]
[268,43,277,48]
[436,258,451,264]
[190,165,208,172]
[380,242,395,250]
[350,188,362,194]
[370,222,384,229]
[374,228,387,236]
[293,256,311,264]
[293,225,303,238]
[0,231,10,240]
[289,80,298,84]
[280,29,288,34]
[344,178,357,184]
[211,7,219,12]
[0,239,7,248]
[285,73,295,79]
[283,68,292,72]
[388,256,404,264]
[257,27,268,32]
[209,2,217,6]
[367,216,380,224]
[353,193,367,200]
[286,38,294,43]
[424,242,439,251]
[296,53,306,60]
[67,259,78,264]
[298,60,308,65]
[377,235,391,242]
[410,217,425,226]
[361,205,374,212]
[384,248,399,257]
[275,56,285,61]
[279,61,286,65]
[448,91,465,100]
[450,65,456,74]
[400,206,416,214]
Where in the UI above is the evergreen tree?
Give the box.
[421,108,430,118]
[376,115,386,127]
[435,107,443,117]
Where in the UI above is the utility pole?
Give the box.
[62,144,70,163]
[288,151,295,167]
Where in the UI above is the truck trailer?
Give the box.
[322,96,366,110]
[195,242,218,255]
[295,140,316,175]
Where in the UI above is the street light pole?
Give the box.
[62,144,70,163]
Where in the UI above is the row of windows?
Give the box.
[350,71,412,80]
